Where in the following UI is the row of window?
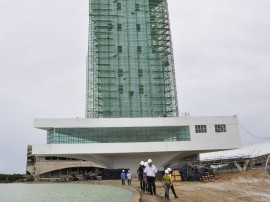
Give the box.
[112,23,140,32]
[195,124,226,133]
[117,3,140,11]
[118,85,144,94]
[117,45,142,53]
[118,69,143,77]
[47,126,191,144]
[44,157,81,161]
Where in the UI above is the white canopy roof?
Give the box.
[200,141,270,160]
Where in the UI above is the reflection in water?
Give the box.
[0,183,134,202]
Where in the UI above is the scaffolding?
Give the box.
[86,0,179,118]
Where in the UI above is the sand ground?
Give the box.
[89,169,270,202]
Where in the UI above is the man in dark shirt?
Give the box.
[137,161,145,191]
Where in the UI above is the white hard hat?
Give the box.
[122,170,125,172]
[147,159,152,163]
[140,161,144,165]
[167,168,172,172]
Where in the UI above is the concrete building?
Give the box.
[27,116,240,178]
[27,0,241,179]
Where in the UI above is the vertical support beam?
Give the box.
[234,161,243,172]
[243,160,250,171]
[265,154,270,169]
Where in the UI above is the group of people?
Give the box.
[120,170,132,185]
[137,159,178,200]
[137,159,156,195]
[121,159,178,200]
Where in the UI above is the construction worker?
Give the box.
[166,168,178,198]
[137,161,145,191]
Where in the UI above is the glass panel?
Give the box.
[47,126,191,144]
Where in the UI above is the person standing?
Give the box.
[143,162,148,193]
[120,170,126,185]
[144,159,157,195]
[162,170,171,200]
[167,168,178,198]
[127,170,132,185]
[137,161,145,191]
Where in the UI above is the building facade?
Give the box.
[28,116,240,178]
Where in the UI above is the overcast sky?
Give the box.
[0,0,270,174]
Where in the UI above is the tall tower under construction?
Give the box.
[86,0,179,118]
[27,0,241,179]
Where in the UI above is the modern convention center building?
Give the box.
[27,0,241,179]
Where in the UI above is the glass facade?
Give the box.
[47,126,190,144]
[86,0,179,118]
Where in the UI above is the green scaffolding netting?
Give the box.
[86,0,179,118]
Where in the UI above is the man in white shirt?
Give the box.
[144,159,157,195]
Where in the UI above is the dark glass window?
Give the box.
[139,85,144,94]
[129,91,134,97]
[135,4,140,11]
[117,23,122,31]
[137,46,142,53]
[136,24,141,32]
[138,69,143,77]
[117,3,121,10]
[118,46,122,53]
[195,125,207,133]
[118,85,123,94]
[215,124,226,133]
[118,69,123,77]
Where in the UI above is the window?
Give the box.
[107,22,112,31]
[47,126,190,144]
[135,4,140,11]
[129,91,134,97]
[215,124,226,133]
[117,23,122,31]
[117,3,121,10]
[118,85,123,94]
[138,69,143,77]
[139,85,144,94]
[195,125,207,133]
[118,69,123,77]
[137,46,142,53]
[118,46,122,53]
[136,24,141,32]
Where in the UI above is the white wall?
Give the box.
[32,116,241,171]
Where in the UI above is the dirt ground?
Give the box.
[93,169,270,202]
